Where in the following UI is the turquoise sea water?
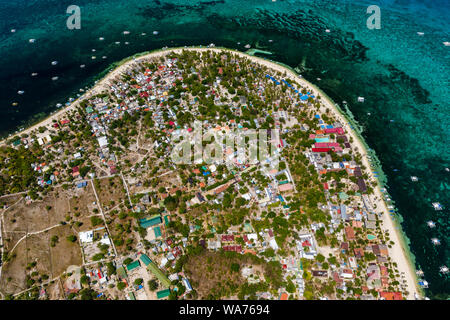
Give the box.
[0,0,448,298]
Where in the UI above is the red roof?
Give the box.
[312,147,331,153]
[380,292,403,300]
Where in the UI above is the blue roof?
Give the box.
[301,95,309,100]
[315,115,320,118]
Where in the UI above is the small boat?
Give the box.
[268,39,273,42]
[153,30,159,35]
[11,29,16,33]
[125,41,129,45]
[80,64,85,68]
[17,90,24,95]
[443,42,450,46]
[440,266,449,274]
[99,37,104,41]
[367,112,371,116]
[237,42,241,45]
[31,72,38,76]
[357,96,365,102]
[316,77,321,81]
[418,280,428,288]
[445,168,449,172]
[102,56,107,59]
[51,76,59,81]
[56,103,62,107]
[123,31,130,35]
[92,49,96,52]
[51,61,58,65]
[12,102,18,106]
[244,44,251,49]
[431,238,440,245]
[410,176,418,182]
[432,202,443,210]
[417,32,424,36]
[325,29,331,33]
[115,41,120,45]
[91,56,96,59]
[29,38,36,43]
[141,32,146,36]
[426,220,436,228]
[416,270,424,277]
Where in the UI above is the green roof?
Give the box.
[139,214,162,229]
[154,226,162,238]
[126,260,140,271]
[128,292,136,300]
[146,260,171,288]
[86,106,93,113]
[156,289,171,299]
[163,215,170,226]
[339,192,349,200]
[140,254,152,266]
[117,266,127,279]
[12,140,21,146]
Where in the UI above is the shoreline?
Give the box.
[0,46,422,299]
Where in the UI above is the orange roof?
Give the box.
[199,182,206,188]
[380,292,403,300]
[280,293,288,300]
[315,130,325,134]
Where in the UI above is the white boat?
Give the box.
[357,96,365,102]
[268,39,273,42]
[29,38,36,43]
[80,64,85,68]
[426,220,436,228]
[31,72,38,76]
[325,29,331,33]
[431,238,440,245]
[417,32,424,36]
[367,112,371,116]
[316,77,321,81]
[12,102,18,106]
[141,32,146,36]
[125,41,129,45]
[51,61,58,65]
[244,44,251,49]
[445,167,449,172]
[92,49,96,52]
[17,90,24,95]
[102,56,107,59]
[115,41,120,45]
[11,29,16,33]
[443,42,450,46]
[410,176,418,182]
[51,76,59,81]
[432,202,443,210]
[91,56,96,59]
[416,270,424,277]
[123,31,130,35]
[99,37,104,41]
[440,266,449,274]
[56,103,62,107]
[153,30,159,35]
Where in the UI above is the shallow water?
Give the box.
[0,0,448,298]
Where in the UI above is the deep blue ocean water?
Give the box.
[0,0,448,298]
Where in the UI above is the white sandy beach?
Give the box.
[0,47,421,299]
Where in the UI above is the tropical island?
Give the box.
[0,47,421,300]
